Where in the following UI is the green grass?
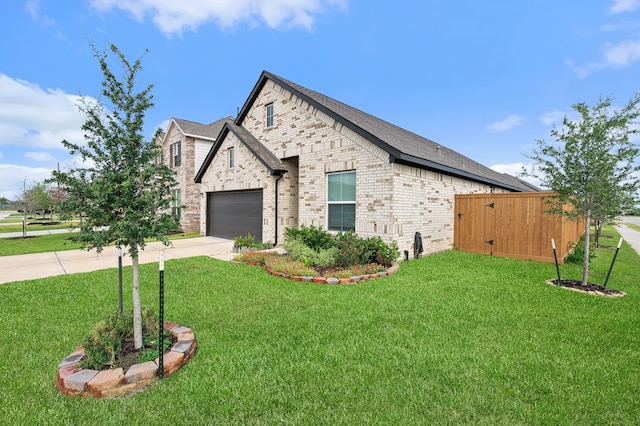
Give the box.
[1,225,638,424]
[0,232,84,255]
[0,232,202,257]
[623,222,640,232]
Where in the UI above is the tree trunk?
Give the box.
[132,251,143,349]
[581,210,591,286]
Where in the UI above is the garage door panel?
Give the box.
[207,190,263,241]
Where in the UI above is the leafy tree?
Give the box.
[52,43,179,350]
[29,182,53,219]
[524,94,640,286]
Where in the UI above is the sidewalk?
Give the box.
[616,216,640,255]
[0,236,235,284]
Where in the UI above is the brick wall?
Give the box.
[199,79,512,256]
[160,124,212,233]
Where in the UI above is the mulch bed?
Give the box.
[547,279,625,297]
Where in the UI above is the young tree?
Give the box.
[524,94,640,286]
[52,43,179,349]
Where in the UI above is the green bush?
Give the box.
[284,225,335,251]
[364,236,400,267]
[284,238,338,268]
[79,308,166,370]
[564,240,595,264]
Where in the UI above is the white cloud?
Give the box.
[485,115,524,132]
[490,162,546,189]
[603,38,640,66]
[610,0,640,14]
[89,0,346,34]
[0,73,88,149]
[25,0,55,25]
[567,36,640,77]
[539,110,567,127]
[25,151,56,162]
[0,164,54,200]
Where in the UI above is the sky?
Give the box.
[1,0,640,200]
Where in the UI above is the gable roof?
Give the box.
[194,121,286,182]
[234,71,536,192]
[171,116,232,141]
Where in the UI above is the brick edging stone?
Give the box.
[258,262,400,284]
[55,322,197,398]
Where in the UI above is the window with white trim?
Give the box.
[170,141,181,167]
[266,103,274,128]
[228,147,235,168]
[171,189,181,219]
[327,171,356,232]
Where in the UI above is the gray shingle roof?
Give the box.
[236,71,536,192]
[173,116,232,140]
[194,122,286,182]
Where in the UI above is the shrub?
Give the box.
[284,225,335,251]
[284,238,338,268]
[79,308,166,370]
[335,230,369,266]
[363,237,400,266]
[564,240,595,264]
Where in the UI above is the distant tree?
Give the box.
[52,43,179,350]
[29,182,54,220]
[524,94,640,286]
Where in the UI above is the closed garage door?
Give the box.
[206,190,263,242]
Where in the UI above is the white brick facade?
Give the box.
[198,78,513,256]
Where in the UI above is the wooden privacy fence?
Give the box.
[454,191,583,264]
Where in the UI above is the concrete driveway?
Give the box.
[0,236,235,284]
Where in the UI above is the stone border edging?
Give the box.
[55,322,197,398]
[544,279,626,298]
[259,262,400,284]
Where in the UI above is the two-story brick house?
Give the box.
[158,117,231,232]
[195,71,537,256]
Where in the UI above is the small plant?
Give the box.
[234,233,256,249]
[265,255,317,277]
[234,250,280,265]
[79,308,167,370]
[564,240,596,264]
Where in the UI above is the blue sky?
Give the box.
[1,0,640,200]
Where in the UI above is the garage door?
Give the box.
[206,190,263,242]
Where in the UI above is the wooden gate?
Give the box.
[454,191,583,263]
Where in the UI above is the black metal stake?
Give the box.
[158,252,165,380]
[118,247,123,313]
[604,238,623,288]
[552,238,561,285]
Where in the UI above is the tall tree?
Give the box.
[52,43,179,349]
[524,94,640,286]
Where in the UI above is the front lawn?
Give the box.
[0,226,638,424]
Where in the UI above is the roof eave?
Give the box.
[392,154,533,192]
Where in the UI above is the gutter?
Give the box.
[274,172,285,245]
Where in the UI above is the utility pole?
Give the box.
[22,177,27,238]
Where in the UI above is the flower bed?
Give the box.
[55,322,196,398]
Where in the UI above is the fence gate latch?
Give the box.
[485,202,495,208]
[485,240,494,245]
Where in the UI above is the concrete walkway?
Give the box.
[617,216,640,255]
[0,236,235,284]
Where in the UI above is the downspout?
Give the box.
[274,172,285,246]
